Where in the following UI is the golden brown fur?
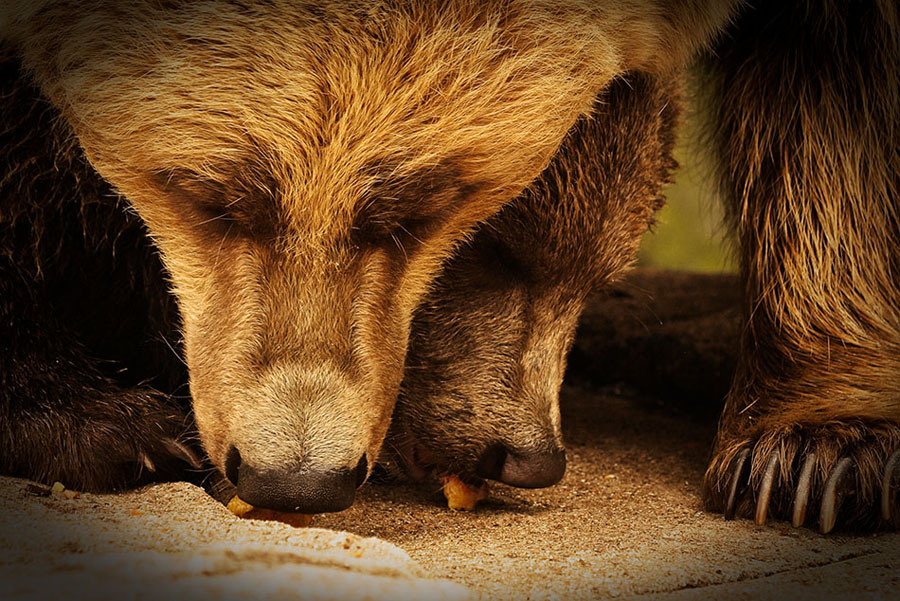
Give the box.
[3,0,897,530]
[0,1,733,509]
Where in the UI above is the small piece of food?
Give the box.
[227,495,312,527]
[48,481,80,500]
[441,474,489,511]
[226,495,255,517]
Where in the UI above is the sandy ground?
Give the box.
[5,384,896,600]
[316,385,900,600]
[2,271,898,600]
[0,475,471,601]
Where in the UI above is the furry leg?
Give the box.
[702,0,900,531]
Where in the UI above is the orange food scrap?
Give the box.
[441,475,488,511]
[226,495,255,517]
[49,481,80,499]
[226,495,312,527]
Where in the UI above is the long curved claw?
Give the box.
[882,450,900,523]
[792,452,817,528]
[139,451,156,473]
[755,451,780,526]
[820,457,853,534]
[725,448,751,520]
[162,438,204,470]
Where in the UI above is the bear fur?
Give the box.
[700,0,900,531]
[0,49,200,491]
[1,0,898,530]
[384,72,678,488]
[0,0,732,513]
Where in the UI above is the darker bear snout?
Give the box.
[476,444,566,488]
[225,447,368,513]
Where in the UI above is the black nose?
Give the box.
[476,444,566,488]
[225,448,368,513]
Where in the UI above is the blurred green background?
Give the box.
[635,109,737,274]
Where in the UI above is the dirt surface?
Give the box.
[0,476,471,601]
[316,385,900,600]
[2,270,898,600]
[568,269,742,414]
[4,386,897,600]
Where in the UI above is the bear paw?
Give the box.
[704,421,900,533]
[106,393,203,482]
[54,389,204,491]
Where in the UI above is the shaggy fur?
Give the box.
[0,0,732,502]
[1,0,897,530]
[0,0,728,488]
[383,73,678,486]
[701,0,900,530]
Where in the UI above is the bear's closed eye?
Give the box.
[152,167,282,238]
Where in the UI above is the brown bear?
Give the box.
[384,72,678,490]
[0,0,731,513]
[1,1,898,532]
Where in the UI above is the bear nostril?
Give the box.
[476,444,509,481]
[354,454,368,488]
[224,445,242,486]
[476,443,566,488]
[500,448,567,489]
